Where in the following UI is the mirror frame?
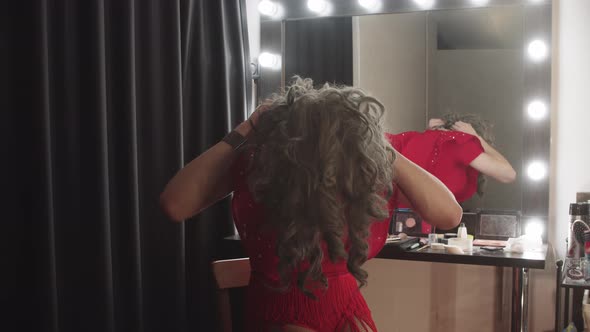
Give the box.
[257,0,552,232]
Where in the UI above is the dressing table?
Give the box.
[222,234,548,332]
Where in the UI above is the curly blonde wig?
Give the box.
[247,77,394,297]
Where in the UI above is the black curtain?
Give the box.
[3,1,250,331]
[284,17,353,86]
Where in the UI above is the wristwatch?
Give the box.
[222,130,247,150]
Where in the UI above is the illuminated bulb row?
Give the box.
[258,0,332,16]
[258,0,381,17]
[259,0,547,17]
[308,0,380,13]
[524,42,549,179]
[522,3,548,182]
[525,0,548,183]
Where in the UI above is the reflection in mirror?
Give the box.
[429,8,522,211]
[284,6,526,212]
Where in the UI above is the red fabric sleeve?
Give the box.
[385,131,419,152]
[455,134,484,165]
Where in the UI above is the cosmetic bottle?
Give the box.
[457,223,467,239]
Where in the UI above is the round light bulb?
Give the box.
[257,0,278,17]
[525,219,544,237]
[258,52,280,69]
[527,39,548,62]
[527,161,547,181]
[359,0,380,10]
[527,100,547,120]
[307,0,328,13]
[413,0,435,9]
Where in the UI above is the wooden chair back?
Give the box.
[211,258,251,332]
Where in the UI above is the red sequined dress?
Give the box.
[230,150,395,332]
[385,130,484,233]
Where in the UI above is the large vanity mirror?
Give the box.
[257,0,551,234]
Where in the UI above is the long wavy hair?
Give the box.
[438,112,495,197]
[247,77,394,297]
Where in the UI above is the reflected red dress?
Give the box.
[230,151,395,332]
[385,130,484,232]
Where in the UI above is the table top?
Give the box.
[561,278,590,289]
[376,243,548,269]
[223,235,548,269]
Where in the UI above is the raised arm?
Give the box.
[452,121,516,184]
[159,120,254,222]
[393,152,462,230]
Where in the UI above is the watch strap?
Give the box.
[222,130,247,150]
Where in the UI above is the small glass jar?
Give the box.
[428,233,438,245]
[566,257,584,282]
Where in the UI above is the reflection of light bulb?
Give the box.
[527,100,548,120]
[413,0,435,9]
[525,219,544,237]
[471,0,489,5]
[359,0,380,10]
[257,0,278,17]
[307,0,328,13]
[527,39,548,62]
[258,52,281,70]
[527,161,547,181]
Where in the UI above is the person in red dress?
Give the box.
[160,77,462,332]
[387,114,516,233]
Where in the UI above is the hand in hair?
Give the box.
[452,121,478,137]
[250,102,272,127]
